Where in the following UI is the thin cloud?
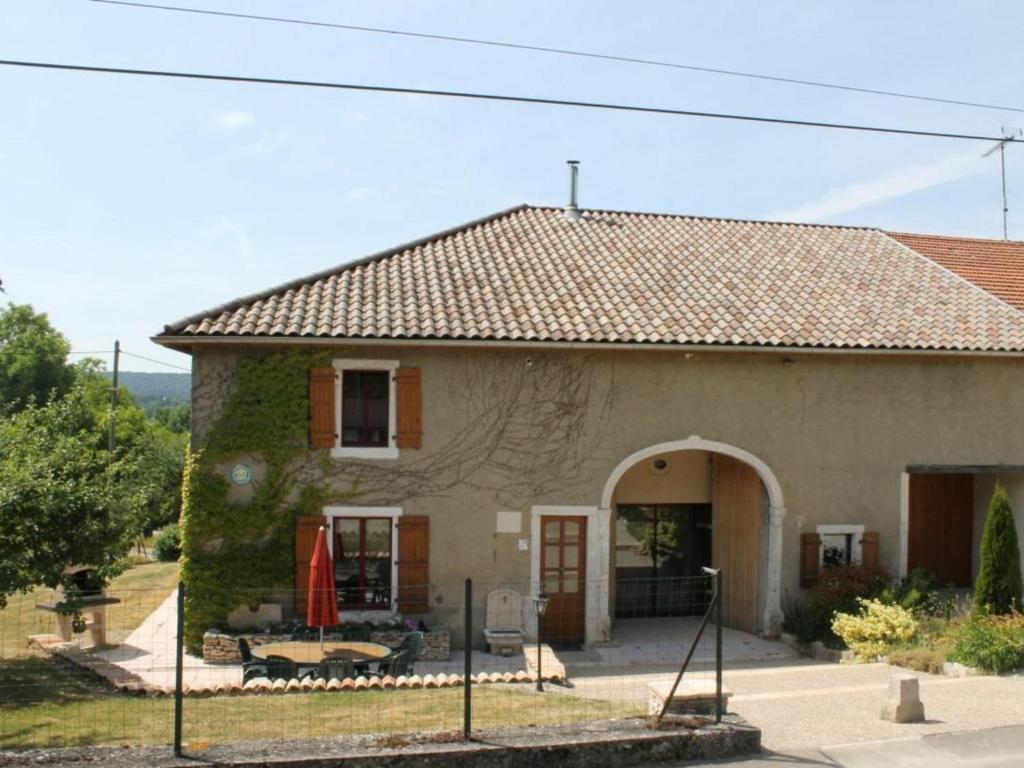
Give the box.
[242,128,294,155]
[768,152,986,222]
[212,109,254,134]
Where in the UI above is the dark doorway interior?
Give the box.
[615,504,712,617]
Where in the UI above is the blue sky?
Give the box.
[3,1,1024,372]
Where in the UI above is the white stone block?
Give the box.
[880,674,924,723]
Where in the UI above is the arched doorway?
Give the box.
[600,436,786,636]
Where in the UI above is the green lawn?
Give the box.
[2,687,641,749]
[1,563,641,749]
[0,561,181,747]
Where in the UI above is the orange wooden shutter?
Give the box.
[395,367,422,449]
[861,531,880,574]
[397,515,429,613]
[295,515,325,621]
[800,532,821,588]
[308,367,336,449]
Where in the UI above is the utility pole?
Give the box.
[109,339,120,453]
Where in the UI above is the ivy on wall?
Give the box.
[178,348,613,653]
[179,349,336,652]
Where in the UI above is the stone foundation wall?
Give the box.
[203,629,450,663]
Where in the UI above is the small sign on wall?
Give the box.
[517,538,529,552]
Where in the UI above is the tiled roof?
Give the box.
[156,205,1024,352]
[887,231,1024,312]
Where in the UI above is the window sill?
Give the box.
[331,446,399,460]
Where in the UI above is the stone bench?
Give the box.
[648,679,732,717]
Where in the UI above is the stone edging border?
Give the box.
[31,636,565,698]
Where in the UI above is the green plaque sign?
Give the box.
[229,463,253,486]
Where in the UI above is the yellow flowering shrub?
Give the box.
[831,598,918,661]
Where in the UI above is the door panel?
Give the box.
[908,474,973,587]
[712,455,762,634]
[540,516,587,645]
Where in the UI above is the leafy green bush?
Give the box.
[948,612,1024,673]
[153,523,181,562]
[784,564,890,645]
[878,568,955,618]
[974,483,1023,615]
[832,598,918,661]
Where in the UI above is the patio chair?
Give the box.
[317,657,355,682]
[238,638,269,683]
[265,654,300,681]
[369,650,411,678]
[398,631,424,663]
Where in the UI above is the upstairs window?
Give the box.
[341,370,389,447]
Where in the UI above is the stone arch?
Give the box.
[600,435,786,635]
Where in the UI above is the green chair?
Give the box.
[398,631,424,670]
[372,650,411,678]
[238,638,270,683]
[265,655,299,681]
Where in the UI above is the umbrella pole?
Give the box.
[320,625,324,653]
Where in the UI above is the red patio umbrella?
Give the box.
[307,526,339,652]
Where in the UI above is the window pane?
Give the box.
[335,519,362,604]
[564,521,580,544]
[545,521,560,544]
[563,571,579,594]
[543,571,560,594]
[341,370,389,447]
[365,519,392,606]
[544,545,560,569]
[564,545,578,568]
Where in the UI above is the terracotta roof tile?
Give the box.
[157,206,1024,352]
[887,231,1024,312]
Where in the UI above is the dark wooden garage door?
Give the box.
[908,473,974,587]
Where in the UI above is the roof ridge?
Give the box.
[160,203,532,335]
[525,204,882,233]
[888,230,1024,246]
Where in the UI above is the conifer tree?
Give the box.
[974,482,1023,615]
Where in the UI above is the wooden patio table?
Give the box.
[249,640,392,665]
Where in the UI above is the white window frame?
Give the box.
[325,506,403,620]
[816,524,865,567]
[331,359,400,460]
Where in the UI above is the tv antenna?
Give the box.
[982,126,1023,239]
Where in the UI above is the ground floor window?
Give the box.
[614,503,712,617]
[333,517,393,610]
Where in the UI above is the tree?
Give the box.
[974,482,1023,615]
[153,403,191,434]
[0,303,74,413]
[0,383,133,606]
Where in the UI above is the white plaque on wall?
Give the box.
[496,511,522,533]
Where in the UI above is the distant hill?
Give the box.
[107,371,191,414]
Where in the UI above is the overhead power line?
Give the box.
[90,0,1024,116]
[0,58,1019,145]
[119,349,191,372]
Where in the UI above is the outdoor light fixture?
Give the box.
[532,591,549,692]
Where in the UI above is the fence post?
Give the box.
[463,578,472,740]
[174,581,185,756]
[715,568,723,724]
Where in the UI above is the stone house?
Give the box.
[155,203,1024,647]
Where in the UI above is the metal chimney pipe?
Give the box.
[564,160,581,221]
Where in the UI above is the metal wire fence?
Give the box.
[0,569,723,755]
